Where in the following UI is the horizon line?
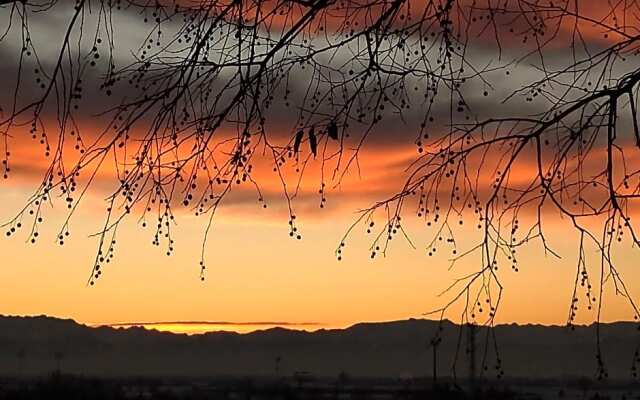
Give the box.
[94,321,326,328]
[3,315,636,329]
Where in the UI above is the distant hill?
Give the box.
[0,315,638,380]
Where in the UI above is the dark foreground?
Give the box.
[0,374,638,400]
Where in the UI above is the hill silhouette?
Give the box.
[0,316,637,380]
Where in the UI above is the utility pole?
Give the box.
[53,351,64,375]
[467,323,477,395]
[275,355,281,377]
[429,337,441,386]
[17,348,26,376]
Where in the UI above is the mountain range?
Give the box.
[0,315,638,380]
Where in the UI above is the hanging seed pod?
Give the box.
[327,120,338,140]
[293,129,304,153]
[308,126,317,157]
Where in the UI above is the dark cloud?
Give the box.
[2,0,637,219]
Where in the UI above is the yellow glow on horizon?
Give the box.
[91,322,335,335]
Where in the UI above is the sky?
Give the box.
[0,0,639,335]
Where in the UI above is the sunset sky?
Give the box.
[2,148,638,334]
[1,0,639,335]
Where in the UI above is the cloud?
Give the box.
[1,0,637,233]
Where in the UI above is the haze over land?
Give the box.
[1,315,637,380]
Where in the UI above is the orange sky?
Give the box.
[1,140,639,334]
